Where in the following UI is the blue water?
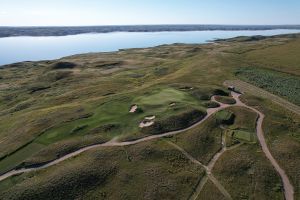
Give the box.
[0,29,300,66]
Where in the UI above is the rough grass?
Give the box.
[0,140,205,200]
[196,180,226,200]
[240,94,300,199]
[167,116,222,165]
[213,144,284,200]
[215,110,235,125]
[134,87,189,106]
[0,33,299,197]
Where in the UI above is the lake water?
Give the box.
[0,29,300,66]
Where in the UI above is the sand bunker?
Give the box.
[145,115,156,120]
[169,102,176,107]
[139,121,154,128]
[129,105,138,113]
[139,115,156,128]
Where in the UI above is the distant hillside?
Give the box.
[0,24,300,38]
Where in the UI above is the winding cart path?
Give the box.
[0,91,294,200]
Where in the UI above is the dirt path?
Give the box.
[232,92,294,200]
[224,80,300,115]
[167,139,234,200]
[0,91,295,200]
[0,99,230,182]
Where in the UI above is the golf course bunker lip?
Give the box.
[139,115,156,128]
[129,105,138,113]
[145,115,156,120]
[139,121,154,128]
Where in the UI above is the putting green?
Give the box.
[134,88,191,106]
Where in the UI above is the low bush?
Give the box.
[203,101,220,108]
[51,62,77,69]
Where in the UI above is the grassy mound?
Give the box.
[203,101,220,108]
[141,109,207,135]
[19,135,109,168]
[215,110,235,125]
[0,141,204,200]
[190,88,229,101]
[215,96,236,105]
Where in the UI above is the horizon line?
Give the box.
[1,24,300,28]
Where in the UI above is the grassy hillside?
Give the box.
[0,33,299,199]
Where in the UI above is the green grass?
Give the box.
[0,142,45,174]
[229,130,255,142]
[215,110,235,125]
[236,67,300,105]
[0,140,205,200]
[0,33,299,198]
[134,87,189,105]
[215,96,236,105]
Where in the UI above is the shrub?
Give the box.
[216,110,235,125]
[52,62,77,69]
[203,101,220,108]
[215,96,236,105]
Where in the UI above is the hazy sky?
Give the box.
[0,0,299,26]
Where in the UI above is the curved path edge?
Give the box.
[0,92,295,200]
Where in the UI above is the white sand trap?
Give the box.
[129,105,138,113]
[139,121,154,128]
[169,102,176,106]
[145,115,156,120]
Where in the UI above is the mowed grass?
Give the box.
[223,107,258,146]
[134,87,190,105]
[0,86,207,173]
[229,130,255,142]
[36,87,204,145]
[0,143,45,174]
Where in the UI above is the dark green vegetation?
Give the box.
[236,67,300,105]
[214,95,237,105]
[0,33,299,199]
[215,110,235,125]
[224,107,258,146]
[141,108,206,135]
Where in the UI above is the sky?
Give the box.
[0,0,299,26]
